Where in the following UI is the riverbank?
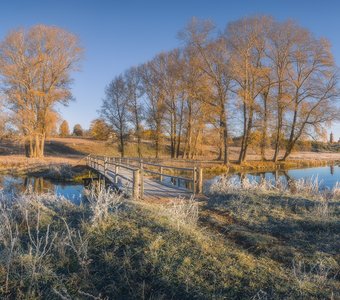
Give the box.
[0,155,83,175]
[204,158,340,174]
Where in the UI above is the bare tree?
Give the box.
[139,61,166,158]
[266,21,297,162]
[282,33,339,160]
[101,76,130,157]
[125,66,144,157]
[226,16,272,162]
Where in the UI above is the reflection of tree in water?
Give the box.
[330,164,334,175]
[24,177,54,193]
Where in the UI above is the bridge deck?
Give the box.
[92,162,193,200]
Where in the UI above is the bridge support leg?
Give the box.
[133,169,140,200]
[159,166,163,182]
[197,167,203,194]
[114,165,119,184]
[193,167,197,194]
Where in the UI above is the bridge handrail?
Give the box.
[122,157,195,172]
[86,154,203,199]
[142,168,194,182]
[89,155,139,172]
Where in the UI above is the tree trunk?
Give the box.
[120,132,125,157]
[238,102,247,163]
[282,101,298,161]
[273,107,283,162]
[241,107,254,162]
[220,102,229,165]
[260,92,268,160]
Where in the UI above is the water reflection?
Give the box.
[0,175,85,204]
[205,164,340,192]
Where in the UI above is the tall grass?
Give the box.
[0,184,339,298]
[84,184,123,224]
[209,175,340,201]
[158,196,199,230]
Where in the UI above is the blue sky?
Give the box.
[0,0,339,139]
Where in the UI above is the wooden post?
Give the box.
[160,166,163,182]
[104,157,107,176]
[197,167,203,194]
[114,164,119,184]
[193,167,197,194]
[133,169,140,200]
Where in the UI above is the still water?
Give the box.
[161,164,340,191]
[0,175,85,204]
[0,164,339,198]
[205,164,340,191]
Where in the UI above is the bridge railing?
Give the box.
[113,157,203,194]
[86,155,203,199]
[87,155,143,199]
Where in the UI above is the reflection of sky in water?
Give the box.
[54,184,85,205]
[152,165,340,192]
[0,175,85,204]
[288,166,339,189]
[205,165,340,192]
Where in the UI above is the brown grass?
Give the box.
[0,137,339,175]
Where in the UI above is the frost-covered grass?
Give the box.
[204,176,340,299]
[209,175,340,200]
[0,182,339,299]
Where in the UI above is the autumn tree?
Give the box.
[0,25,82,157]
[140,61,166,158]
[181,46,213,159]
[226,16,272,163]
[59,120,70,137]
[101,75,130,157]
[180,18,231,164]
[125,67,144,157]
[90,119,111,140]
[73,124,83,136]
[100,16,339,162]
[279,24,339,160]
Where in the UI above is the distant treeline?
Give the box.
[100,16,340,163]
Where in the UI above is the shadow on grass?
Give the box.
[44,140,86,156]
[205,193,340,268]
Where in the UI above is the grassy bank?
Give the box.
[0,177,339,299]
[204,159,339,175]
[0,155,83,176]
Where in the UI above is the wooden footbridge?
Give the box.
[86,155,204,199]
